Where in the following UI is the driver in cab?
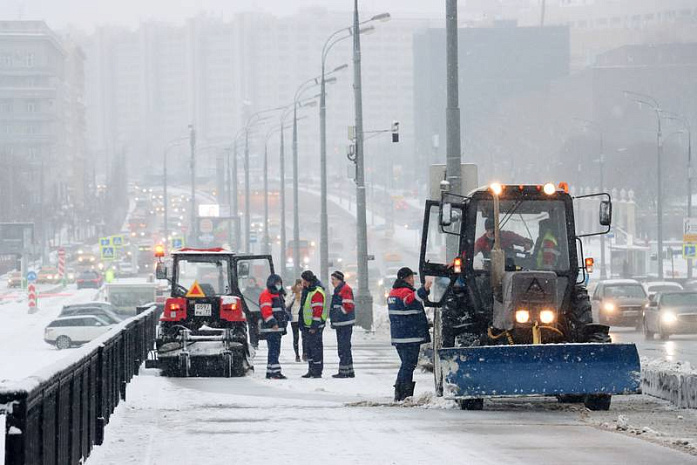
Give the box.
[474,217,533,259]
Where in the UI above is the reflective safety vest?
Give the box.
[302,287,327,328]
[536,230,560,269]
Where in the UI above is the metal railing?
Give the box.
[1,304,157,465]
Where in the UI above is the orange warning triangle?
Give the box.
[185,280,206,298]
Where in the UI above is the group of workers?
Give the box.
[249,264,433,403]
[252,269,356,380]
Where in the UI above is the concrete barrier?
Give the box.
[641,359,697,409]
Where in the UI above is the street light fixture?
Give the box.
[661,111,693,278]
[623,90,665,278]
[243,108,285,252]
[318,8,389,287]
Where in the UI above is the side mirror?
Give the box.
[599,200,612,226]
[155,262,167,280]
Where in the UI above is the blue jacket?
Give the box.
[387,279,430,345]
[329,282,355,329]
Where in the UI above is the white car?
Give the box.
[44,315,115,350]
[644,281,683,299]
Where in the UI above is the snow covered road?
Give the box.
[87,332,697,465]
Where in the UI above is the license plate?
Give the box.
[194,304,212,316]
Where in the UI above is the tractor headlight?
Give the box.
[515,309,530,324]
[661,312,678,324]
[603,302,616,312]
[539,309,556,324]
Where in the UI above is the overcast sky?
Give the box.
[1,0,445,30]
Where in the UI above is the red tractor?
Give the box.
[147,247,274,377]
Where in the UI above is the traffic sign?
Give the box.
[683,243,697,259]
[26,271,37,282]
[171,237,185,249]
[101,246,116,261]
[112,235,124,247]
[100,237,112,247]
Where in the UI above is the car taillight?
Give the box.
[220,296,245,322]
[160,297,187,322]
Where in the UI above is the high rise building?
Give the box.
[0,21,86,241]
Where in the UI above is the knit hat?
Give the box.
[397,267,416,280]
[331,270,345,281]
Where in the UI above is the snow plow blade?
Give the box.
[440,343,641,398]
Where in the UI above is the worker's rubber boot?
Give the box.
[405,381,416,399]
[394,383,407,402]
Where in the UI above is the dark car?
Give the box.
[76,270,103,289]
[60,303,123,324]
[591,279,648,328]
[643,291,697,340]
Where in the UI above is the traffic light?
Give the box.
[391,121,400,143]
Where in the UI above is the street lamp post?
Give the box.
[189,125,197,247]
[662,111,693,278]
[624,91,664,278]
[318,14,387,285]
[352,0,373,329]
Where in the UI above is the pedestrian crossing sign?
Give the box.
[112,235,124,247]
[100,237,112,247]
[683,243,697,259]
[185,280,206,298]
[101,246,116,261]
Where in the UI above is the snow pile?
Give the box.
[402,391,458,410]
[641,357,697,409]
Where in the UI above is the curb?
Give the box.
[642,367,697,409]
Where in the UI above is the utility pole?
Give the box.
[280,126,287,279]
[292,103,301,278]
[226,147,233,248]
[189,124,197,247]
[233,140,240,250]
[689,128,693,278]
[263,141,269,255]
[445,0,461,260]
[353,0,373,329]
[244,129,251,252]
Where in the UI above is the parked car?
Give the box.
[60,304,124,324]
[37,266,61,284]
[643,291,697,340]
[644,281,683,299]
[591,279,648,328]
[76,270,103,289]
[6,270,21,288]
[44,315,114,349]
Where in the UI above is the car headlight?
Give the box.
[603,302,616,312]
[661,312,678,324]
[515,309,530,324]
[539,309,556,325]
[303,256,310,264]
[378,279,384,286]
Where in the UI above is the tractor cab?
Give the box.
[418,182,639,411]
[149,247,274,377]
